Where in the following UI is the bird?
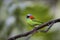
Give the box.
[26,14,54,32]
[26,14,43,27]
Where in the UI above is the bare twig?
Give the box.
[8,18,60,40]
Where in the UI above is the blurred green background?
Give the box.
[0,0,60,40]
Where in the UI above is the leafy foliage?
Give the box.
[1,1,59,40]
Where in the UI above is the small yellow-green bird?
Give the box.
[26,14,43,27]
[26,14,54,32]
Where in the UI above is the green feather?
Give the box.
[26,18,42,26]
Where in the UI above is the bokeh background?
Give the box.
[0,0,60,40]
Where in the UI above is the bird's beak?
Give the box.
[29,16,34,19]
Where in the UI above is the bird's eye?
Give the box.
[27,16,29,18]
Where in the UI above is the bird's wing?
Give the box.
[32,19,43,24]
[26,18,43,27]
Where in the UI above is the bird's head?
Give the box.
[26,14,34,19]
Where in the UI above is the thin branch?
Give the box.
[8,18,60,40]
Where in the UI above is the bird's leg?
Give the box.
[40,21,55,32]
